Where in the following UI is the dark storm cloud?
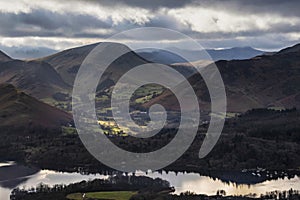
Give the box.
[208,0,300,17]
[0,9,112,37]
[0,0,299,50]
[0,0,300,39]
[0,8,295,40]
[82,0,300,17]
[82,0,300,39]
[80,0,195,9]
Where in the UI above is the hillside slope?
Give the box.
[0,59,70,99]
[0,84,72,128]
[39,42,200,87]
[0,51,12,62]
[145,44,300,112]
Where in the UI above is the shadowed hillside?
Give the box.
[0,84,72,128]
[0,51,12,62]
[145,43,300,112]
[0,59,70,99]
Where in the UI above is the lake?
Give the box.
[1,161,299,200]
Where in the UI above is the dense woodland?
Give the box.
[0,108,299,177]
[10,176,171,200]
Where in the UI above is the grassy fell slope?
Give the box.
[145,43,300,112]
[0,83,72,128]
[0,59,70,99]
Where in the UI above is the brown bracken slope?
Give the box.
[0,83,72,128]
[145,43,300,112]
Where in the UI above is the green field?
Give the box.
[67,191,137,200]
[61,126,77,135]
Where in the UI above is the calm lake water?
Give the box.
[0,161,299,200]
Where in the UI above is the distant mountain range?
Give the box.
[0,42,299,126]
[0,46,57,60]
[145,44,300,112]
[138,46,268,65]
[1,45,268,64]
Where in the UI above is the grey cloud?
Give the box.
[0,0,300,50]
[19,10,111,30]
[199,33,300,51]
[81,0,300,17]
[143,14,191,31]
[1,5,300,42]
[80,0,195,10]
[196,0,300,18]
[0,9,112,37]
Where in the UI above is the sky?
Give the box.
[0,0,300,54]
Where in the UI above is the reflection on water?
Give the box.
[0,161,15,167]
[141,171,300,196]
[0,162,108,200]
[0,162,299,200]
[0,164,39,188]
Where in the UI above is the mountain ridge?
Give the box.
[1,42,299,113]
[37,42,152,87]
[138,46,267,65]
[144,43,300,112]
[0,51,12,62]
[0,59,70,99]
